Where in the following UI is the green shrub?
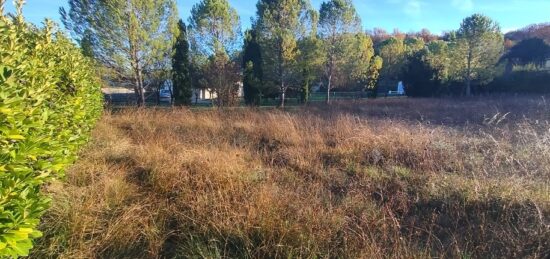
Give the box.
[0,11,103,257]
[488,69,550,94]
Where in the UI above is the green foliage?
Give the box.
[378,36,425,83]
[255,0,314,107]
[319,0,362,101]
[0,11,103,257]
[502,38,550,67]
[172,20,192,106]
[297,34,324,104]
[402,50,447,97]
[451,14,503,95]
[424,40,451,82]
[243,61,262,105]
[189,0,241,55]
[366,56,383,90]
[189,0,242,107]
[319,0,361,36]
[61,0,179,105]
[488,70,550,94]
[378,37,406,81]
[317,1,382,100]
[404,37,425,54]
[348,33,380,89]
[242,30,263,106]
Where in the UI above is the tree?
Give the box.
[505,23,550,45]
[297,9,324,104]
[255,0,313,108]
[453,14,503,96]
[366,56,383,91]
[318,0,361,103]
[416,28,439,43]
[425,40,451,83]
[188,0,241,107]
[349,33,381,90]
[203,52,241,106]
[404,37,425,54]
[189,0,241,56]
[402,50,445,97]
[61,0,178,106]
[172,20,192,105]
[242,29,263,105]
[367,27,390,47]
[149,58,172,105]
[502,38,550,68]
[297,35,324,103]
[378,37,406,82]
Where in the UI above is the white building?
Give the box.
[193,88,217,101]
[192,82,244,103]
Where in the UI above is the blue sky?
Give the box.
[4,0,550,34]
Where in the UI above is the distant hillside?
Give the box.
[505,23,550,44]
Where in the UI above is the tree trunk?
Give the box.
[465,48,472,96]
[466,76,471,96]
[132,58,145,106]
[210,90,214,107]
[326,39,336,105]
[156,82,161,105]
[280,84,286,108]
[326,74,332,104]
[277,36,285,108]
[195,90,198,105]
[134,75,144,107]
[134,85,141,106]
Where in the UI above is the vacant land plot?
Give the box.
[34,96,549,258]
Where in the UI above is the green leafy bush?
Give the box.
[488,70,550,94]
[0,11,103,257]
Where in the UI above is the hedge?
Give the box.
[488,70,550,94]
[0,11,103,257]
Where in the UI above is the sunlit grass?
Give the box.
[34,96,549,258]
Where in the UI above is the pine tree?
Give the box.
[255,0,313,107]
[319,0,361,103]
[61,0,179,106]
[188,0,241,107]
[172,20,192,106]
[453,14,503,96]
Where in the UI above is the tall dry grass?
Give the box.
[33,96,549,258]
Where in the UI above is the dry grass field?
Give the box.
[33,96,549,258]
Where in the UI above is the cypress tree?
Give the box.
[172,20,192,105]
[242,30,263,105]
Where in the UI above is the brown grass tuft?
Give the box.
[34,96,549,258]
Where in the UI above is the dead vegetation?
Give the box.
[34,96,549,258]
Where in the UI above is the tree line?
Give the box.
[60,0,382,107]
[61,0,550,106]
[382,19,550,97]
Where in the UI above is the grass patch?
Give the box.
[33,96,549,258]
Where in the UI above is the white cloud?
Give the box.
[386,0,424,18]
[452,0,474,11]
[404,0,422,17]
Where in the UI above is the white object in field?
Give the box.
[397,81,405,95]
[388,81,406,95]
